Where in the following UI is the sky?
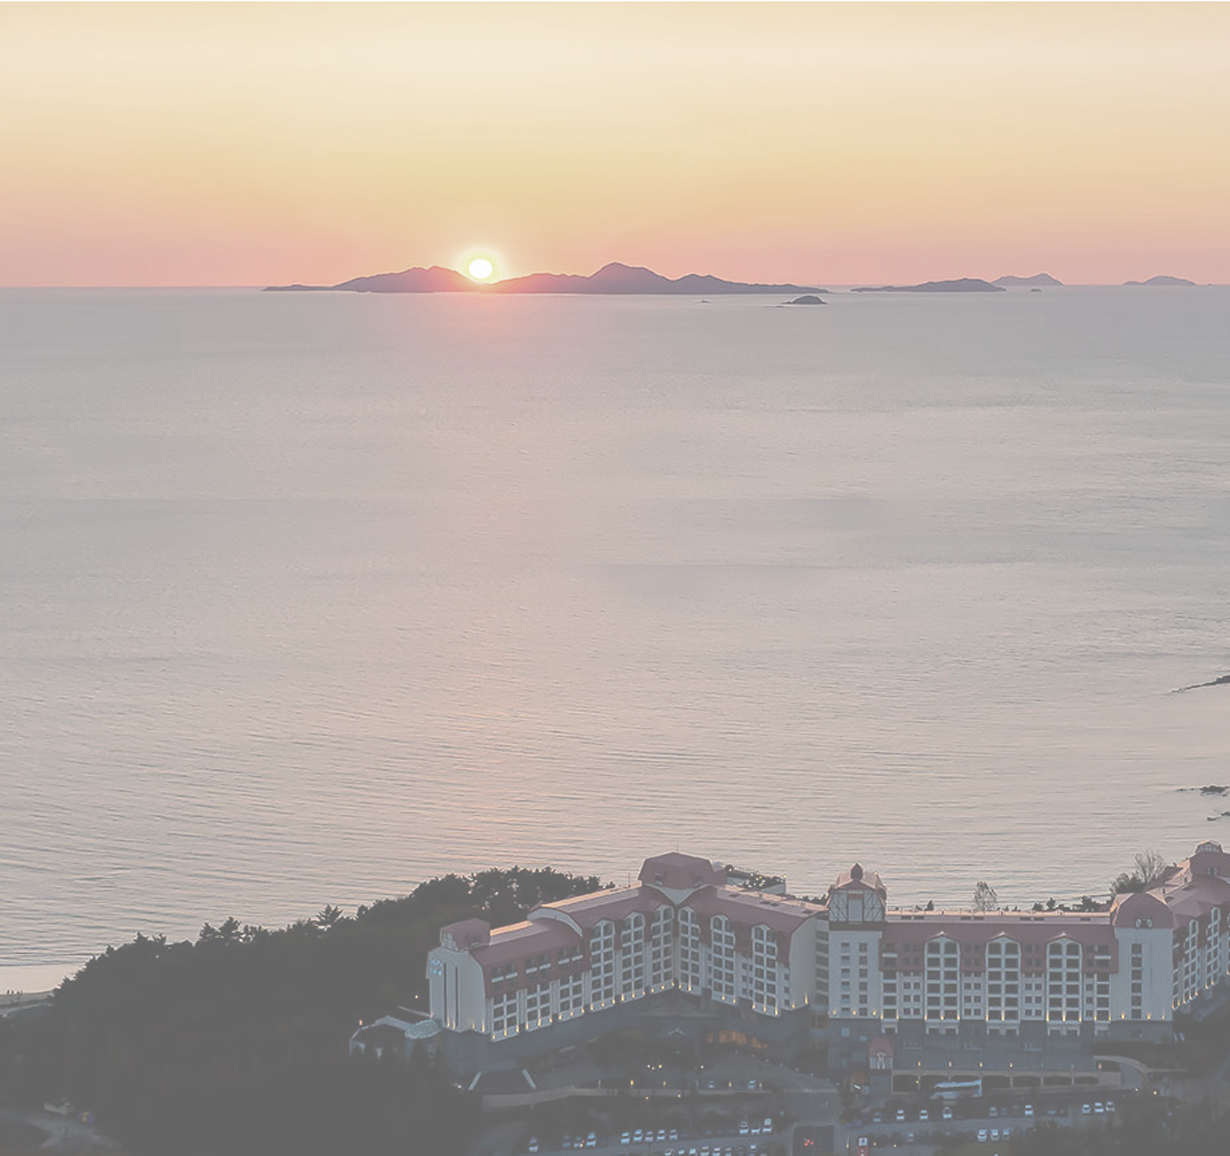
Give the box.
[2,1,1228,287]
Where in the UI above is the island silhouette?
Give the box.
[993,273,1063,287]
[266,261,822,295]
[851,277,1005,293]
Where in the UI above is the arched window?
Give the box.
[589,920,616,1008]
[620,913,646,998]
[678,906,701,989]
[710,915,736,1001]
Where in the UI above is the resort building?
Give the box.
[414,844,1230,1080]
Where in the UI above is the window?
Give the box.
[491,989,518,1036]
[679,906,702,990]
[710,915,737,1002]
[589,921,616,1008]
[524,981,552,1029]
[558,973,585,1017]
[1047,939,1083,1031]
[620,913,646,999]
[649,906,674,989]
[752,924,779,1014]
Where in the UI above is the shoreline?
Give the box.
[0,962,76,996]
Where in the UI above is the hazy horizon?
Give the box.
[3,2,1228,288]
[5,263,1223,292]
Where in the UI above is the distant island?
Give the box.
[266,261,822,296]
[993,273,1063,287]
[1123,275,1197,287]
[851,277,1005,293]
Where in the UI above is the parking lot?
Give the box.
[522,1111,782,1156]
[843,1092,1121,1150]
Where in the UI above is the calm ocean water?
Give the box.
[2,285,1228,989]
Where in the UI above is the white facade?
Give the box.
[423,844,1230,1055]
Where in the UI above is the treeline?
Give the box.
[0,866,604,1156]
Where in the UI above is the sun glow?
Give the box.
[460,247,503,283]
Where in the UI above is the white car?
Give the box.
[942,1104,953,1120]
[1081,1103,1092,1116]
[762,1118,773,1133]
[620,1133,631,1146]
[977,1129,988,1143]
[1023,1104,1034,1117]
[918,1109,929,1122]
[528,1140,539,1155]
[586,1133,597,1149]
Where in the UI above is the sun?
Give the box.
[458,247,504,284]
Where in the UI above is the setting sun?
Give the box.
[467,257,494,282]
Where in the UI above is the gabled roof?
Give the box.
[688,886,823,935]
[639,852,726,892]
[531,885,663,930]
[469,919,580,968]
[886,910,1118,949]
[832,862,887,896]
[1110,890,1176,930]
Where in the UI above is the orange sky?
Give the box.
[2,2,1228,286]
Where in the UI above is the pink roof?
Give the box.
[639,852,726,892]
[532,885,663,930]
[1110,890,1176,930]
[832,863,887,896]
[884,911,1118,963]
[689,886,823,936]
[1116,843,1230,930]
[470,920,580,969]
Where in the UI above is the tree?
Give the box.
[1135,850,1167,885]
[973,882,998,912]
[315,904,345,930]
[1111,849,1169,895]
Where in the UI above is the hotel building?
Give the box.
[415,844,1230,1079]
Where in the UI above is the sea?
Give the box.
[2,284,1228,992]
